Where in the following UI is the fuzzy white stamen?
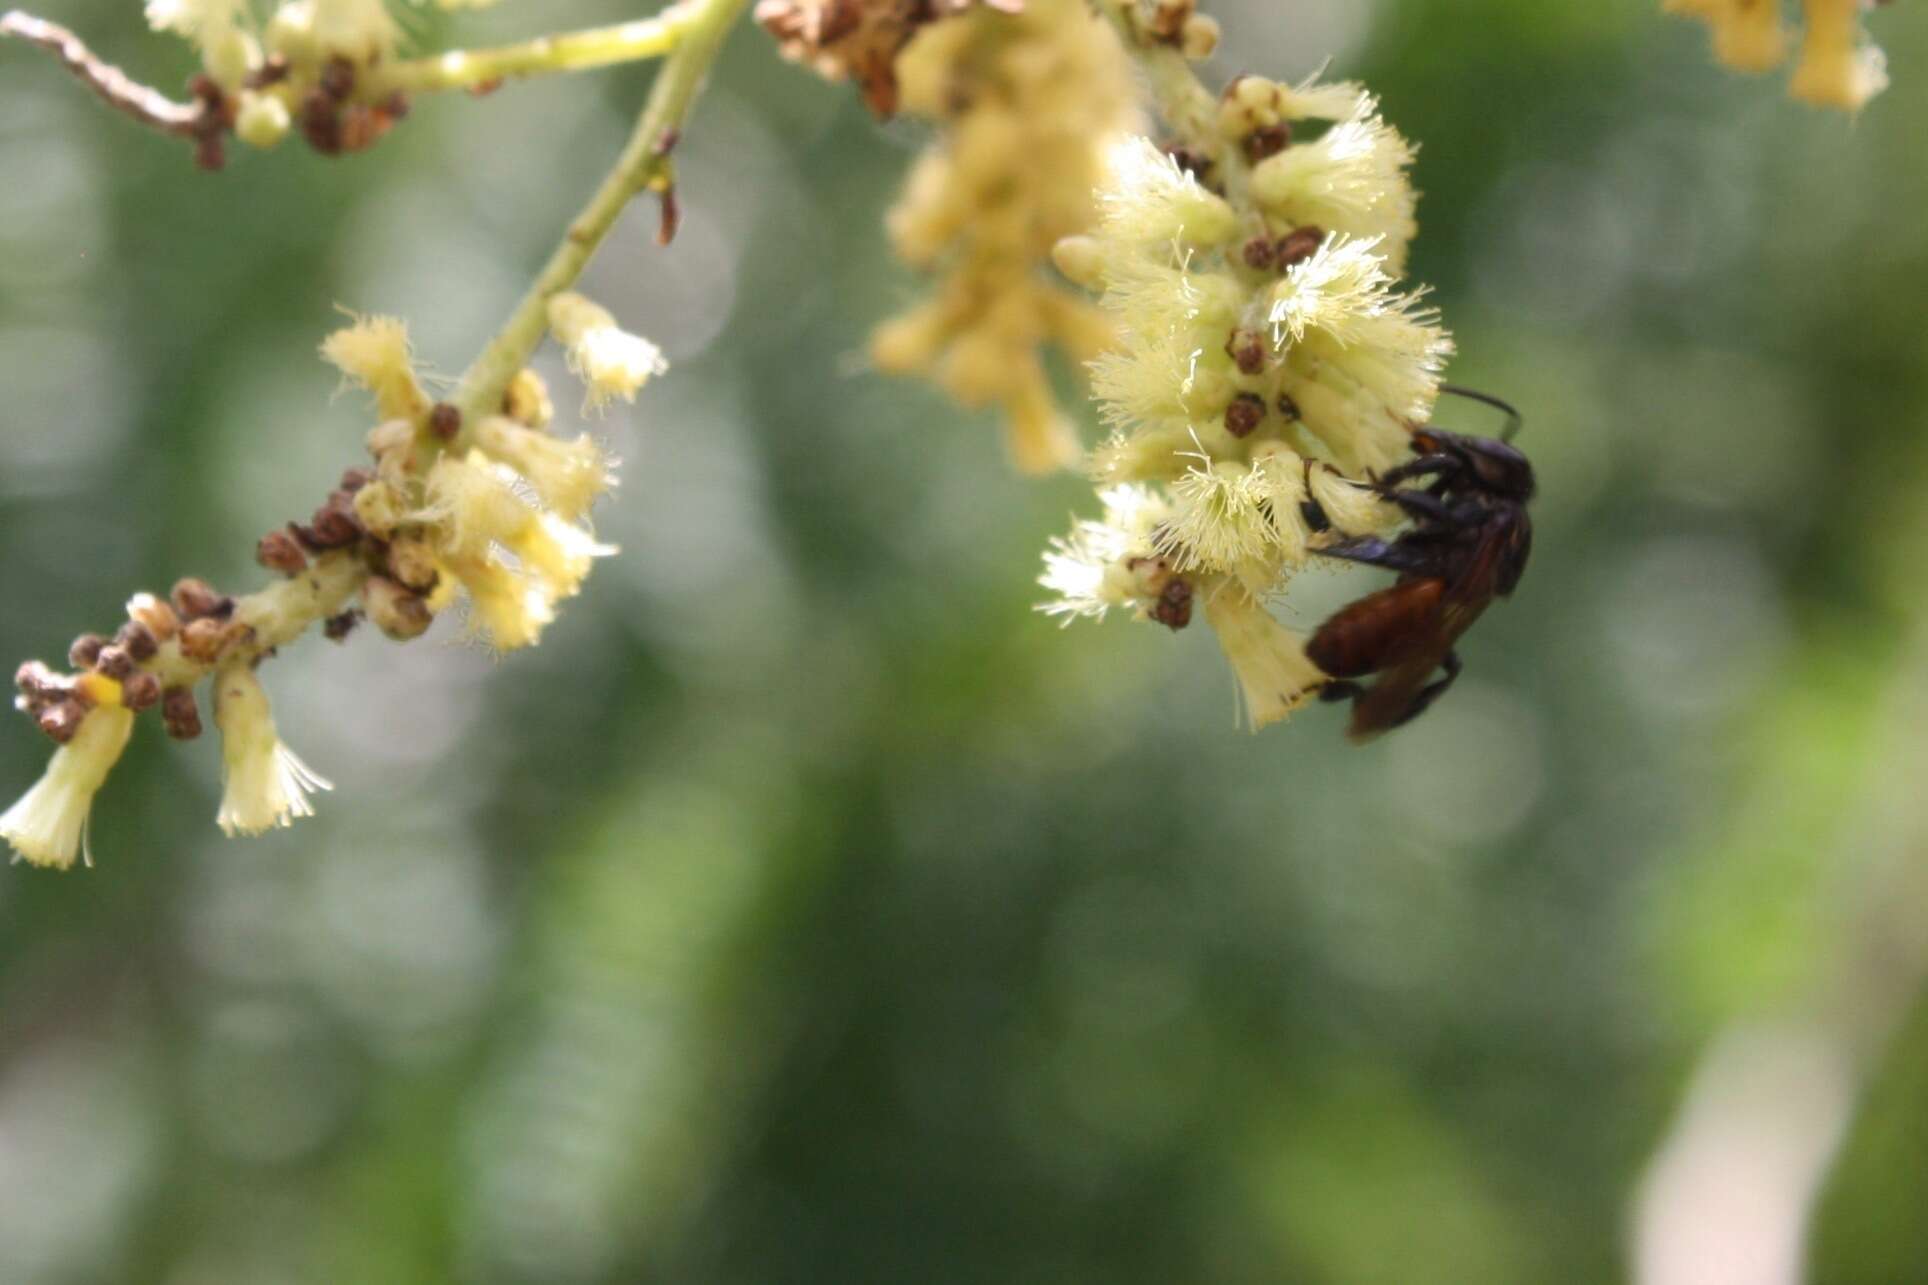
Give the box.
[321,313,430,422]
[1038,486,1168,624]
[1249,99,1419,271]
[547,293,669,412]
[1098,137,1241,249]
[473,418,618,523]
[1203,591,1326,732]
[0,707,136,869]
[214,666,330,837]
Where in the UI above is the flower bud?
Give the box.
[352,480,406,540]
[114,620,159,662]
[122,671,162,713]
[502,369,554,429]
[363,576,433,641]
[257,528,309,575]
[385,535,440,595]
[93,646,135,681]
[127,593,180,642]
[180,618,250,664]
[171,578,231,622]
[35,700,84,745]
[14,660,69,711]
[67,634,107,670]
[235,91,292,149]
[163,687,202,741]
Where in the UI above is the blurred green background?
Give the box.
[4,1,1928,1281]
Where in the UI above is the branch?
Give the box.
[364,9,699,98]
[448,0,751,430]
[0,9,207,137]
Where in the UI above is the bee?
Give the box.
[1304,387,1534,740]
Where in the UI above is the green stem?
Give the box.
[363,9,698,98]
[447,0,751,433]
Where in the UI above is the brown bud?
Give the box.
[1277,225,1325,270]
[385,536,439,595]
[1150,578,1194,631]
[94,645,135,681]
[1241,237,1278,270]
[115,620,158,662]
[363,576,434,641]
[339,467,373,494]
[122,671,162,712]
[427,402,461,441]
[245,54,290,89]
[323,609,363,642]
[162,686,202,741]
[36,699,85,745]
[1226,328,1268,376]
[171,578,230,622]
[1277,393,1302,421]
[127,592,180,642]
[298,92,343,155]
[257,528,310,575]
[1225,393,1267,439]
[305,494,363,549]
[67,633,107,670]
[1245,123,1291,162]
[339,102,401,153]
[319,56,355,101]
[14,660,69,710]
[179,618,229,664]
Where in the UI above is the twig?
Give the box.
[448,0,752,430]
[0,9,206,137]
[364,8,699,98]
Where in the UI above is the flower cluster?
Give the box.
[138,0,468,162]
[866,0,1139,474]
[321,306,626,652]
[1041,75,1450,729]
[2,295,642,870]
[1664,0,1890,110]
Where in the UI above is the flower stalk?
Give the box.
[448,0,751,432]
[364,8,700,97]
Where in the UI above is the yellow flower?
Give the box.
[1203,591,1324,732]
[321,313,432,423]
[0,706,136,869]
[872,0,1137,473]
[473,418,617,523]
[546,293,669,412]
[213,665,331,836]
[1042,73,1444,729]
[1665,0,1889,110]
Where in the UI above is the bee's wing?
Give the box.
[1348,521,1513,740]
[1348,645,1456,741]
[1306,578,1445,678]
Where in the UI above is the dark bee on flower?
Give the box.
[1304,387,1533,740]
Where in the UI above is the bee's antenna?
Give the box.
[1438,384,1524,442]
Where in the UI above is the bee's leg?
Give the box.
[1382,488,1471,529]
[1373,453,1461,489]
[1319,680,1365,704]
[1390,651,1463,729]
[1315,535,1436,575]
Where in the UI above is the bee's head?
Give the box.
[1411,430,1536,501]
